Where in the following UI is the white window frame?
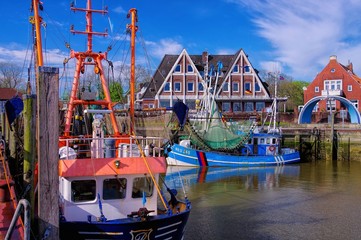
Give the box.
[187,82,194,92]
[348,85,352,91]
[222,82,229,92]
[174,64,181,73]
[232,82,239,92]
[198,82,204,92]
[174,82,181,92]
[315,86,319,92]
[233,65,239,73]
[187,64,194,73]
[164,82,170,92]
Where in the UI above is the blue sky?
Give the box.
[3,0,361,86]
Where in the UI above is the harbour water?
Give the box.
[165,161,361,240]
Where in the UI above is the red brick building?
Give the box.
[303,55,361,112]
[140,49,272,113]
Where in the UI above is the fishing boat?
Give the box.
[58,2,190,239]
[165,62,300,167]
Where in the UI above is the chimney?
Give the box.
[202,51,208,64]
[347,61,353,73]
[330,55,337,61]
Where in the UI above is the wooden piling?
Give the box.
[37,67,59,239]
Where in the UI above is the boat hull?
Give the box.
[166,144,300,167]
[60,209,190,240]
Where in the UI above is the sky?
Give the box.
[3,0,361,89]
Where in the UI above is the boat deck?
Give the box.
[0,152,24,239]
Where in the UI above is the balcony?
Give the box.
[321,89,343,97]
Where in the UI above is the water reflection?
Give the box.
[165,162,361,240]
[165,165,300,191]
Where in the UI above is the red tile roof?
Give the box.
[0,88,22,100]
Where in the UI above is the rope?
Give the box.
[131,132,168,210]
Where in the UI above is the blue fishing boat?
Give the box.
[165,63,300,167]
[58,2,190,239]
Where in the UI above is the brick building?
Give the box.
[139,49,272,113]
[303,55,361,112]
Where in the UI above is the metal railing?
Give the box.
[59,135,166,160]
[5,199,30,240]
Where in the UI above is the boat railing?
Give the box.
[59,135,166,160]
[5,199,30,240]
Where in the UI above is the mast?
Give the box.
[63,0,120,136]
[127,8,138,134]
[32,0,43,67]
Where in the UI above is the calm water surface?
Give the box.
[165,161,361,240]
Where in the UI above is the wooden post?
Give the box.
[23,94,36,223]
[37,67,59,239]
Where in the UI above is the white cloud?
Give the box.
[229,0,361,80]
[147,38,183,59]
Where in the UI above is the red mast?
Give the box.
[63,0,120,136]
[127,9,138,134]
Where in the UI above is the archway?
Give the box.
[298,96,361,124]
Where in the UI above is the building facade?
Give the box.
[140,49,272,113]
[303,55,361,112]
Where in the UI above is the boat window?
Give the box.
[260,138,265,144]
[272,138,277,144]
[71,180,96,202]
[103,178,127,200]
[132,177,154,198]
[266,138,270,144]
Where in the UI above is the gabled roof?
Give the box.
[0,88,22,101]
[142,49,269,99]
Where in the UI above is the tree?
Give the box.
[0,62,26,90]
[259,70,308,111]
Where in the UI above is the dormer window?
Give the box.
[331,68,335,73]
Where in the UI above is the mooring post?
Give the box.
[37,67,59,239]
[23,93,36,224]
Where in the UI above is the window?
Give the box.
[174,64,181,73]
[187,64,194,73]
[233,65,239,73]
[187,82,194,92]
[71,180,96,202]
[233,102,242,112]
[326,99,336,111]
[222,102,231,112]
[103,178,127,200]
[232,82,239,92]
[159,100,171,108]
[351,100,359,109]
[174,82,181,92]
[348,85,352,91]
[164,82,170,92]
[255,83,261,92]
[256,102,265,112]
[315,86,319,92]
[185,99,195,109]
[132,177,154,198]
[331,68,336,73]
[222,82,229,92]
[198,82,204,91]
[244,65,250,73]
[244,82,251,93]
[245,102,254,112]
[324,79,342,91]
